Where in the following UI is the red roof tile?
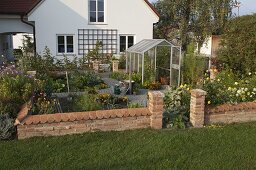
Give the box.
[0,0,159,17]
[0,0,41,15]
[144,0,160,18]
[19,108,151,125]
[206,101,256,114]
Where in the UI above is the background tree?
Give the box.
[217,14,256,75]
[154,0,233,51]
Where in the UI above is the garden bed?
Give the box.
[16,91,164,139]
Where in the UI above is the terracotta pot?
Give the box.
[160,77,170,85]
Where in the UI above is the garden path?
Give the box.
[99,76,148,106]
[98,72,169,107]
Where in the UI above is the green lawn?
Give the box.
[1,123,256,170]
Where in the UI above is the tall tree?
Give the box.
[154,0,233,51]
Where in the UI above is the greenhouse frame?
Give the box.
[125,39,182,91]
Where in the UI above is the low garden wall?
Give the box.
[190,89,256,127]
[16,91,163,139]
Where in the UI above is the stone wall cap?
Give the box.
[148,91,164,97]
[191,89,207,96]
[20,108,151,125]
[206,101,256,114]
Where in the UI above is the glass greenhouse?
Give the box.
[125,39,181,89]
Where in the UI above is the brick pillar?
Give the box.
[93,61,100,71]
[190,89,207,128]
[148,91,164,129]
[210,68,218,80]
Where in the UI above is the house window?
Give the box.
[89,0,105,23]
[120,35,134,52]
[57,35,74,54]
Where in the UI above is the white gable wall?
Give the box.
[28,0,158,58]
[199,36,212,56]
[0,15,33,34]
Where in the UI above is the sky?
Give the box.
[149,0,256,16]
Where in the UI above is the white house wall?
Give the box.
[12,33,33,49]
[0,16,33,34]
[199,36,212,56]
[28,0,159,58]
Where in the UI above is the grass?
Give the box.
[1,123,256,169]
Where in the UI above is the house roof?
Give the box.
[0,0,41,15]
[144,0,160,18]
[0,0,159,17]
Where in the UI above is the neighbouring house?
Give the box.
[0,0,159,60]
[199,35,221,58]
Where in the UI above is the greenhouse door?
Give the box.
[170,46,182,87]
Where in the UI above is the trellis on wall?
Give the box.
[78,29,118,55]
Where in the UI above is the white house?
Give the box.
[199,35,221,58]
[0,0,159,60]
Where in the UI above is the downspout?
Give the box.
[20,15,36,56]
[153,22,158,39]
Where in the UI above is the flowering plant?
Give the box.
[0,65,34,117]
[203,70,256,106]
[163,84,191,128]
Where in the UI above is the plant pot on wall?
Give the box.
[210,67,218,80]
[112,60,119,72]
[160,76,170,85]
[92,60,100,72]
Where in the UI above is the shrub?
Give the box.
[110,72,127,81]
[30,97,57,115]
[182,43,208,87]
[131,72,142,84]
[203,70,256,106]
[69,71,104,90]
[118,55,126,69]
[73,92,102,112]
[163,85,191,128]
[217,14,256,75]
[0,66,34,118]
[62,55,78,71]
[97,93,128,109]
[0,114,15,140]
[29,78,58,114]
[143,81,161,90]
[128,102,143,108]
[17,47,57,74]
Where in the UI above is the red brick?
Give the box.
[61,114,70,122]
[103,111,112,118]
[68,113,76,121]
[115,109,126,118]
[96,111,104,119]
[17,104,29,122]
[53,113,62,123]
[47,115,55,123]
[89,111,97,120]
[75,112,86,120]
[23,115,37,125]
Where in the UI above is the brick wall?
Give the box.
[190,89,256,127]
[205,102,256,124]
[16,91,163,139]
[190,89,207,127]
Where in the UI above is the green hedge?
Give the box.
[217,14,256,75]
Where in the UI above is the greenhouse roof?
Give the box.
[126,39,173,54]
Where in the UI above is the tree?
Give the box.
[154,0,233,51]
[21,34,34,55]
[217,14,256,75]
